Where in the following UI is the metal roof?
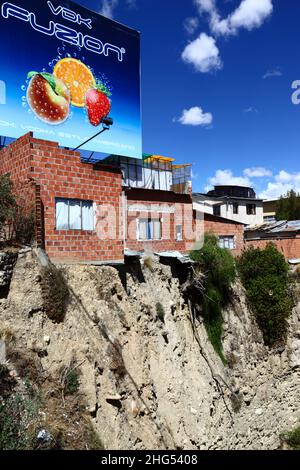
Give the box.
[155,251,194,264]
[245,220,300,233]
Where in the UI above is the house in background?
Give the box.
[193,185,264,227]
[263,199,278,223]
[202,213,245,256]
[245,220,300,260]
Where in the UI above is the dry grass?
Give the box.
[58,356,81,399]
[0,327,16,345]
[41,264,69,323]
[1,346,104,450]
[230,392,243,413]
[143,256,155,272]
[0,364,16,398]
[226,351,239,369]
[107,339,126,378]
[6,347,42,384]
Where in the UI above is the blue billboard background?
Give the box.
[0,0,142,158]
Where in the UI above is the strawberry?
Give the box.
[85,81,111,127]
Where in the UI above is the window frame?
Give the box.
[138,217,162,241]
[55,198,94,231]
[213,205,221,217]
[246,203,257,215]
[176,224,183,241]
[232,203,239,214]
[218,235,236,250]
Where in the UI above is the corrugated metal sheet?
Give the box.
[156,251,194,264]
[246,220,300,233]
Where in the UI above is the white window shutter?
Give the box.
[82,202,94,230]
[56,199,69,230]
[69,200,81,230]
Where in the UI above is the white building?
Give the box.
[193,185,264,227]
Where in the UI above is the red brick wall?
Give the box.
[245,237,300,260]
[0,134,40,242]
[0,133,33,182]
[125,189,195,253]
[0,133,124,263]
[204,214,245,256]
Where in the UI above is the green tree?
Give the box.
[276,189,300,221]
[238,244,293,346]
[0,173,16,230]
[190,233,236,362]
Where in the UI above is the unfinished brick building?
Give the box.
[0,133,196,263]
[0,133,124,263]
[126,188,195,253]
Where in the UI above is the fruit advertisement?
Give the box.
[0,0,142,158]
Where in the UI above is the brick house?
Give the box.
[202,213,245,256]
[125,188,194,253]
[104,154,195,254]
[0,133,196,263]
[0,133,124,263]
[245,220,300,260]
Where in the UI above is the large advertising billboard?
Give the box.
[0,0,142,158]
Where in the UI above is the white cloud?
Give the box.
[258,171,300,199]
[178,106,213,126]
[244,167,272,178]
[195,0,216,14]
[181,33,222,73]
[184,1,273,74]
[204,168,300,201]
[191,169,199,180]
[195,0,273,37]
[259,182,300,200]
[275,171,300,184]
[205,169,252,191]
[228,0,273,33]
[184,17,199,35]
[244,106,258,113]
[263,68,282,79]
[100,0,118,18]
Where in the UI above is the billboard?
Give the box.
[0,0,142,158]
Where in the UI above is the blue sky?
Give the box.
[77,0,299,199]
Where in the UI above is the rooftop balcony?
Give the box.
[83,153,192,195]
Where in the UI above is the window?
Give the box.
[213,205,221,217]
[56,198,94,231]
[233,203,239,214]
[176,225,183,241]
[138,218,161,240]
[218,236,236,250]
[247,204,256,215]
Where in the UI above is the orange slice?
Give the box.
[53,58,96,108]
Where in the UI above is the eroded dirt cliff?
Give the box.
[0,249,299,449]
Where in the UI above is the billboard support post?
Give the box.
[72,123,111,152]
